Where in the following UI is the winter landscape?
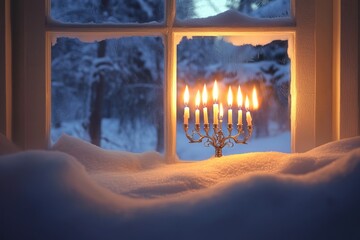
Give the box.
[2,0,359,239]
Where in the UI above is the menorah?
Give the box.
[183,122,253,158]
[183,80,258,157]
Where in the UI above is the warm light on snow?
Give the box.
[1,134,360,239]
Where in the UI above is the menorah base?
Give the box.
[215,147,223,158]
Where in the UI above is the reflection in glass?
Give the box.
[51,0,164,24]
[177,0,291,20]
[51,37,164,153]
[177,36,291,160]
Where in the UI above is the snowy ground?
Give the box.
[0,134,359,239]
[51,118,158,152]
[177,122,290,160]
[51,119,290,160]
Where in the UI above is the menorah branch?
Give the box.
[183,123,253,157]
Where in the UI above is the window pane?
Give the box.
[177,36,291,160]
[51,0,164,24]
[177,0,291,20]
[51,37,164,153]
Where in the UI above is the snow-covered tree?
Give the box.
[51,0,165,151]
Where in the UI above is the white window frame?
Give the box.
[2,0,358,162]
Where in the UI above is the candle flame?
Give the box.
[219,103,224,118]
[202,84,208,105]
[237,85,243,107]
[195,90,201,108]
[227,86,233,107]
[184,85,189,105]
[245,95,250,110]
[252,87,259,110]
[213,80,219,102]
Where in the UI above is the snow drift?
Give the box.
[0,135,360,240]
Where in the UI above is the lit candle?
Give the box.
[184,85,190,125]
[213,80,219,124]
[219,103,224,120]
[227,86,233,125]
[245,95,252,126]
[202,84,209,124]
[237,85,243,125]
[195,90,200,125]
[252,87,259,110]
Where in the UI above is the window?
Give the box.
[48,0,295,160]
[176,36,291,160]
[5,0,359,160]
[51,37,164,152]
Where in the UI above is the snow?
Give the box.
[177,123,291,160]
[51,119,159,152]
[1,135,360,239]
[176,9,294,27]
[52,134,165,172]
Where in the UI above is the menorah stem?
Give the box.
[215,147,223,157]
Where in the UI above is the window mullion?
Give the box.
[163,0,177,162]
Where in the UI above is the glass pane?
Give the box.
[177,36,291,160]
[51,37,164,153]
[177,0,291,20]
[51,0,164,24]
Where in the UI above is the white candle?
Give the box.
[203,107,209,124]
[213,103,219,124]
[195,90,201,125]
[238,109,242,125]
[237,85,243,125]
[227,86,233,125]
[213,80,219,125]
[184,106,189,125]
[184,85,190,125]
[202,84,209,124]
[245,95,251,126]
[219,103,224,120]
[195,109,200,124]
[246,111,252,126]
[228,109,233,125]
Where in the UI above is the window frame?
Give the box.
[3,0,359,161]
[0,0,11,139]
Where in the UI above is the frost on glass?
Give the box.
[51,37,164,153]
[177,36,291,160]
[177,0,291,20]
[51,0,164,24]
